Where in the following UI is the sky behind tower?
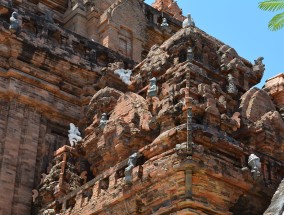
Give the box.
[145,0,283,88]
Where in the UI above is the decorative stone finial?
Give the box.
[125,153,138,184]
[147,77,158,98]
[98,113,108,129]
[248,154,261,180]
[68,123,82,147]
[183,14,195,28]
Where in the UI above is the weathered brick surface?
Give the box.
[0,1,283,215]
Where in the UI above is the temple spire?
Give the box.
[152,0,185,22]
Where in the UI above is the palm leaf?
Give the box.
[268,11,284,30]
[259,0,284,11]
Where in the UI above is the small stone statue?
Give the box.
[125,153,138,184]
[227,74,238,95]
[98,113,108,129]
[182,14,195,28]
[68,123,82,147]
[40,173,47,184]
[161,18,169,28]
[32,189,38,203]
[187,47,194,62]
[9,12,20,33]
[248,154,261,180]
[147,77,158,98]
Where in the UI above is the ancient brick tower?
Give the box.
[0,0,283,215]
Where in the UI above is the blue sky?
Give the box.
[145,0,283,88]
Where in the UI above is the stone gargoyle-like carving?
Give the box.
[253,57,265,80]
[125,153,138,184]
[248,154,261,180]
[68,123,82,147]
[9,12,20,33]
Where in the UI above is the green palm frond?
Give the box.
[268,11,284,30]
[259,0,284,11]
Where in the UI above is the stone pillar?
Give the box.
[100,24,119,52]
[132,37,143,62]
[64,8,88,37]
[0,100,40,215]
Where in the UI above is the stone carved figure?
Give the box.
[98,113,108,129]
[68,123,82,147]
[125,153,138,184]
[9,12,20,33]
[182,14,195,28]
[253,57,265,79]
[248,154,261,180]
[114,69,132,85]
[40,173,47,184]
[227,74,238,95]
[32,189,38,203]
[161,18,169,28]
[147,77,158,98]
[187,47,194,62]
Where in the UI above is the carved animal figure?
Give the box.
[68,123,82,147]
[42,209,56,215]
